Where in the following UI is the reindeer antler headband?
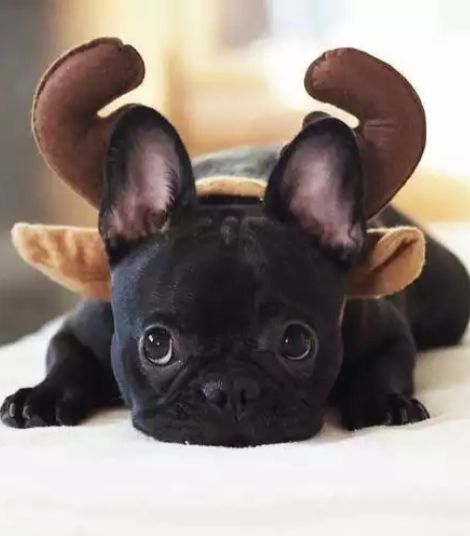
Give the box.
[13,38,426,299]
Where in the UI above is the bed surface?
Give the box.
[1,223,469,536]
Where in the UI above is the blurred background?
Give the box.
[1,0,470,343]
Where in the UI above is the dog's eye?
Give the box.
[142,327,173,365]
[279,323,317,361]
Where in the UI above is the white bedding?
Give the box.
[0,224,469,536]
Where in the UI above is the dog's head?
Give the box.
[98,106,365,445]
[28,40,426,445]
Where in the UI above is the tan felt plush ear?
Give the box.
[12,223,110,300]
[347,227,425,298]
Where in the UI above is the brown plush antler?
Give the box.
[33,37,145,207]
[304,48,426,218]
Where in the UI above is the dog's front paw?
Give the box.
[342,393,430,431]
[1,385,90,428]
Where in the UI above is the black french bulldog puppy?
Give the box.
[2,107,470,446]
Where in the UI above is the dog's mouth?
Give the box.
[130,364,325,446]
[132,406,323,447]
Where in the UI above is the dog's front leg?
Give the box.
[334,300,430,431]
[1,302,120,428]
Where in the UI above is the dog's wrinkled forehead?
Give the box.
[111,213,251,324]
[111,211,344,336]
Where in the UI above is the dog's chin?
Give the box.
[132,412,324,447]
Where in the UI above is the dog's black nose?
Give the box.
[202,380,229,410]
[202,377,260,417]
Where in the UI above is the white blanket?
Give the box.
[1,224,469,536]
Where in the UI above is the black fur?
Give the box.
[2,107,470,446]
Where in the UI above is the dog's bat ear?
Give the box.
[98,105,196,261]
[264,117,365,262]
[347,227,425,298]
